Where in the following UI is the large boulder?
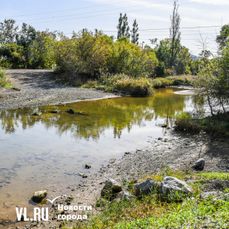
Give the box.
[134,178,158,197]
[161,176,193,200]
[32,190,47,203]
[101,179,122,200]
[192,158,205,170]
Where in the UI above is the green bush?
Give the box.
[0,68,10,87]
[175,112,201,133]
[100,74,154,97]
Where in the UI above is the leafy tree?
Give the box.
[0,19,18,44]
[216,24,229,51]
[131,19,139,45]
[170,0,181,72]
[0,43,24,68]
[16,23,37,48]
[55,29,111,77]
[194,43,229,115]
[117,13,130,40]
[27,32,55,69]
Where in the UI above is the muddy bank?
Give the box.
[0,70,116,110]
[7,129,229,228]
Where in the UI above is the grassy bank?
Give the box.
[175,111,229,138]
[61,170,229,229]
[56,74,194,97]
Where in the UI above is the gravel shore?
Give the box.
[0,69,116,110]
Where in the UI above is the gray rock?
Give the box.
[78,173,87,178]
[161,176,193,199]
[32,190,47,203]
[134,178,157,196]
[85,164,91,169]
[219,193,229,201]
[200,191,222,199]
[114,191,135,202]
[193,158,205,170]
[101,178,122,200]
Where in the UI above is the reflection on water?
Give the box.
[0,88,194,221]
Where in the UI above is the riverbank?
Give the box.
[0,70,116,110]
[8,128,229,228]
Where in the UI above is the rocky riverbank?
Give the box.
[0,70,116,110]
[9,128,229,229]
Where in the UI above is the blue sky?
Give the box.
[1,0,228,55]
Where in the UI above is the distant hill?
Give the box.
[190,54,200,61]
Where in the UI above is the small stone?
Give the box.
[192,158,205,170]
[32,190,47,203]
[85,164,91,169]
[158,137,163,140]
[109,158,116,164]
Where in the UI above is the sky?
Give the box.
[0,0,228,56]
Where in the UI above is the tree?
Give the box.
[27,32,55,69]
[16,23,37,48]
[117,13,130,40]
[216,24,229,51]
[194,43,229,116]
[170,0,181,72]
[0,19,18,44]
[131,19,139,44]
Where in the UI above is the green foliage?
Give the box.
[131,19,139,45]
[0,43,24,68]
[175,112,202,133]
[152,75,193,88]
[27,31,55,69]
[193,43,229,115]
[69,171,229,229]
[0,68,10,87]
[0,19,18,44]
[216,24,229,50]
[117,13,130,40]
[100,73,154,97]
[55,30,110,77]
[107,39,158,78]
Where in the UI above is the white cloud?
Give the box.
[189,0,229,5]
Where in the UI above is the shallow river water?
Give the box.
[0,88,195,224]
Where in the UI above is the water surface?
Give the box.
[0,88,195,221]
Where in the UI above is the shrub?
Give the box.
[0,68,10,87]
[100,73,154,97]
[175,112,201,133]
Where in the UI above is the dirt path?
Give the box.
[0,70,115,110]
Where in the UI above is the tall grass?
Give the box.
[99,73,154,97]
[0,68,9,87]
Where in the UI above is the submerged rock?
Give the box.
[161,176,193,199]
[32,190,47,203]
[85,164,91,169]
[50,110,58,113]
[192,158,205,170]
[32,112,42,116]
[101,178,122,200]
[67,108,75,114]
